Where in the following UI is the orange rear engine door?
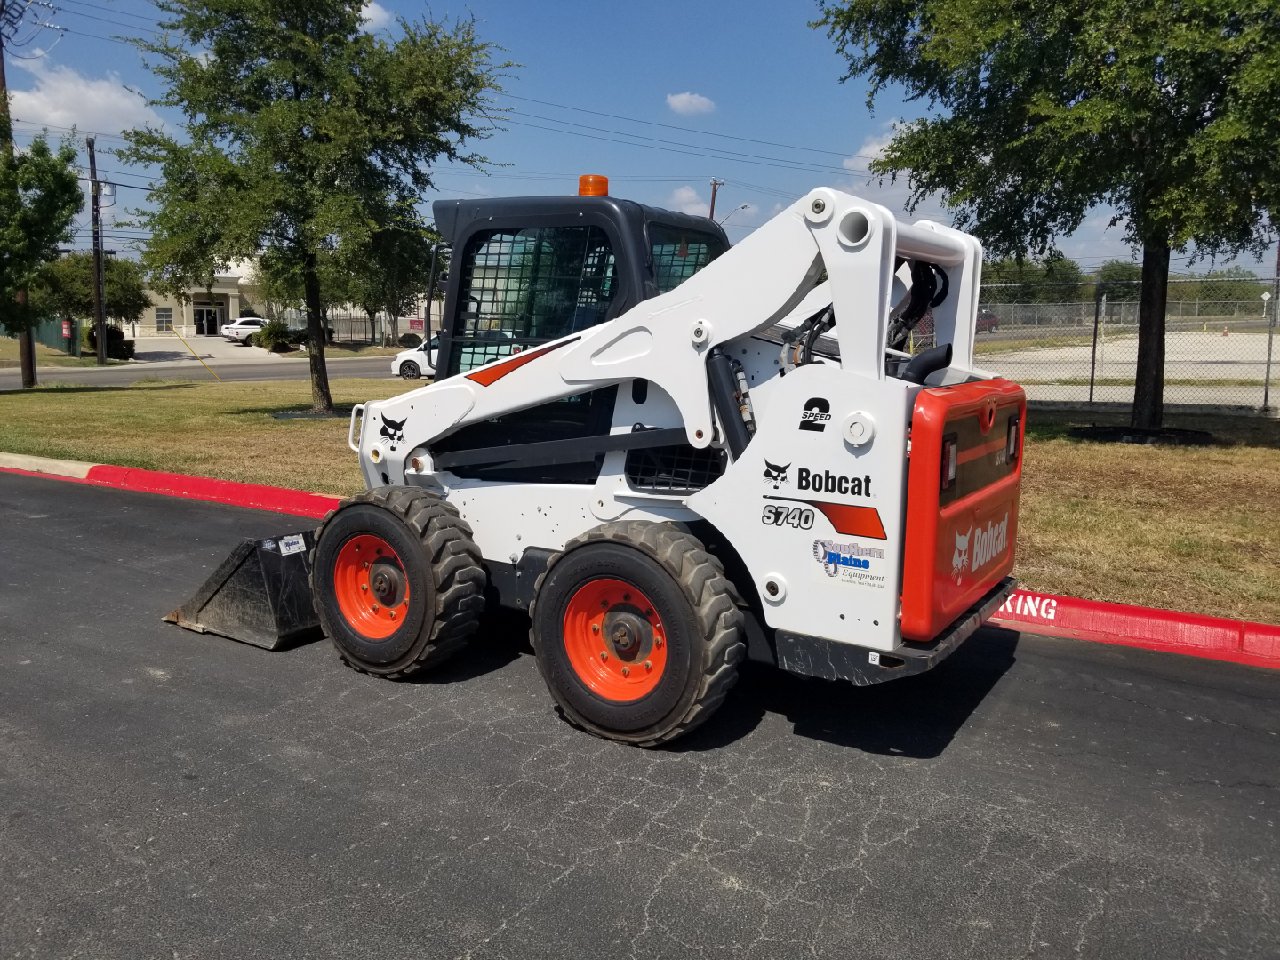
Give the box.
[900,379,1026,642]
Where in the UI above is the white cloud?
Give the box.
[361,2,393,32]
[667,185,708,216]
[11,59,162,134]
[666,92,715,116]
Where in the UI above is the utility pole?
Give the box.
[0,1,38,387]
[708,178,724,221]
[87,136,107,364]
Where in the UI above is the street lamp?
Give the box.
[716,203,749,227]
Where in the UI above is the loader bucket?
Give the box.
[164,531,322,651]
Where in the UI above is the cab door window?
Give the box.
[451,225,617,375]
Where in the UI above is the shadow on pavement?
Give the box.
[677,627,1020,757]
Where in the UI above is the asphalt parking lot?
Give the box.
[2,473,1277,959]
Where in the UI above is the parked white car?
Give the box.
[220,317,265,343]
[392,333,440,379]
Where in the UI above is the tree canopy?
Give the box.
[817,0,1280,426]
[29,252,152,325]
[0,135,83,337]
[121,0,504,411]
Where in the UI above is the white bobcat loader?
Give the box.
[170,176,1024,747]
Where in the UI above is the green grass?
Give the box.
[0,381,1277,623]
[0,336,124,368]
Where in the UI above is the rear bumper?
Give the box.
[775,577,1016,686]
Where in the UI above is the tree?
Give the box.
[817,0,1280,428]
[348,225,440,345]
[30,252,152,326]
[121,1,503,411]
[982,254,1084,304]
[1094,260,1144,302]
[0,134,83,386]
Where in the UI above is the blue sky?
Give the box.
[5,0,1275,273]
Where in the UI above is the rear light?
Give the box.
[1006,417,1020,463]
[940,434,958,491]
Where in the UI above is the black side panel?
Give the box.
[485,549,555,612]
[431,387,620,484]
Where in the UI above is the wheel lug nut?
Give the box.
[361,583,368,591]
[644,660,652,671]
[600,651,608,661]
[591,624,600,634]
[389,611,396,620]
[371,604,379,612]
[621,666,630,677]
[655,637,664,647]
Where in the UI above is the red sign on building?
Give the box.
[409,318,424,331]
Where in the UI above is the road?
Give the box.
[0,356,396,389]
[1,474,1277,959]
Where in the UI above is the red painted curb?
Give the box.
[0,461,341,519]
[991,590,1280,669]
[4,460,1277,669]
[84,465,342,519]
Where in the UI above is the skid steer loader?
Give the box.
[175,176,1024,747]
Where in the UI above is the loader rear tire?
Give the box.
[311,486,486,678]
[530,522,746,747]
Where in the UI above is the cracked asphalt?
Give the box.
[1,472,1277,959]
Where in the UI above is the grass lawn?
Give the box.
[0,379,1276,623]
[0,336,122,368]
[309,343,404,358]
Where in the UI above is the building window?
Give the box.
[155,308,173,332]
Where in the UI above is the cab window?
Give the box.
[648,225,726,293]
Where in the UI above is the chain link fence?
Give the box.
[963,276,1280,414]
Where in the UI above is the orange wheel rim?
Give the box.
[333,533,410,640]
[562,577,668,702]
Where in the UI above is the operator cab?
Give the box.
[432,175,729,379]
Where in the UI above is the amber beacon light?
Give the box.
[578,174,609,197]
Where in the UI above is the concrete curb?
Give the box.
[3,452,1277,670]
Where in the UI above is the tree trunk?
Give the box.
[303,253,334,413]
[1131,241,1170,430]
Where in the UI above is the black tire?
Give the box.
[530,521,745,747]
[311,486,486,678]
[400,360,421,379]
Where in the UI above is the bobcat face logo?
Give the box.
[762,460,790,489]
[379,414,406,453]
[952,526,972,583]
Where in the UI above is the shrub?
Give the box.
[398,332,422,348]
[255,318,294,352]
[87,324,135,360]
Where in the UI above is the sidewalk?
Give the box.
[132,335,278,364]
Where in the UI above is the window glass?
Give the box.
[648,225,726,293]
[155,308,173,332]
[451,225,616,374]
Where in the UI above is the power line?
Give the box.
[498,93,872,164]
[503,116,867,179]
[33,18,138,44]
[54,0,161,28]
[50,2,162,36]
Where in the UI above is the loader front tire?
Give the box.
[531,522,746,747]
[311,487,486,678]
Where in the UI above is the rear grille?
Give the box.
[625,443,725,493]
